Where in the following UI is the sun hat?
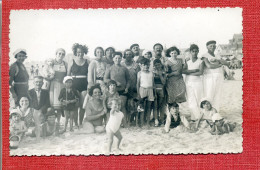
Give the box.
[212,113,223,122]
[10,109,21,118]
[13,49,27,57]
[63,76,73,84]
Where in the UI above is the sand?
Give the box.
[10,69,243,156]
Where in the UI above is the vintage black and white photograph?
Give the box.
[9,8,243,155]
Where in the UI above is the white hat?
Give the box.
[63,76,73,84]
[212,113,223,122]
[13,49,27,57]
[142,49,152,56]
[10,109,21,117]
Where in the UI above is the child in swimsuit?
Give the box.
[164,102,190,133]
[106,98,124,153]
[103,80,120,124]
[9,110,28,149]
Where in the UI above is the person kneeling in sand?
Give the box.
[164,102,191,133]
[106,99,124,153]
[28,108,60,138]
[82,84,106,134]
[208,113,236,135]
[9,110,28,149]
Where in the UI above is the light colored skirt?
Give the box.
[49,80,64,109]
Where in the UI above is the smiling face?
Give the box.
[207,44,216,54]
[76,48,84,58]
[154,45,163,56]
[92,88,101,99]
[111,100,120,112]
[144,52,152,59]
[12,114,21,123]
[56,50,65,61]
[125,51,133,62]
[190,49,199,58]
[131,46,140,56]
[65,79,73,88]
[105,48,114,58]
[141,63,149,71]
[202,101,212,111]
[33,77,44,90]
[19,97,30,109]
[113,55,122,65]
[16,52,27,63]
[169,50,178,58]
[95,48,104,60]
[169,107,179,117]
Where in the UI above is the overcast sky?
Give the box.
[9,8,242,63]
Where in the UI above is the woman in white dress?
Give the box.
[201,41,230,111]
[183,44,204,121]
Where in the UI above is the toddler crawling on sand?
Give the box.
[106,99,124,153]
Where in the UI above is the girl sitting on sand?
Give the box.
[59,76,80,132]
[106,98,124,153]
[9,110,28,149]
[164,102,190,133]
[41,58,55,90]
[195,100,217,129]
[208,113,237,135]
[103,80,120,125]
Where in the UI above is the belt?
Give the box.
[140,86,153,89]
[96,77,103,80]
[13,82,28,85]
[72,75,87,78]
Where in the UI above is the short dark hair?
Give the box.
[123,49,134,59]
[107,80,117,88]
[153,58,162,65]
[200,100,210,108]
[190,44,199,51]
[94,47,104,57]
[166,46,180,57]
[153,43,163,50]
[88,84,102,96]
[72,43,88,56]
[105,47,115,54]
[168,102,179,109]
[139,57,150,66]
[112,52,123,58]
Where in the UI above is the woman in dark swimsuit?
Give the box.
[68,43,89,128]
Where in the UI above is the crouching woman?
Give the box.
[82,84,106,133]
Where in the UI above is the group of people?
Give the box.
[9,41,237,152]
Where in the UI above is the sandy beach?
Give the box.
[10,69,243,156]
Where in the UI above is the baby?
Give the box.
[41,58,55,90]
[208,113,237,135]
[106,99,124,153]
[9,110,28,149]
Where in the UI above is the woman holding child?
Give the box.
[49,48,67,126]
[83,84,106,133]
[67,43,89,128]
[165,46,186,104]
